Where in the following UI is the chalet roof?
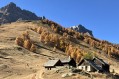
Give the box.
[85,59,102,71]
[78,59,102,71]
[93,57,108,65]
[61,58,74,63]
[44,59,60,67]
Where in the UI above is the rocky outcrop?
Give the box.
[71,24,93,37]
[0,2,41,24]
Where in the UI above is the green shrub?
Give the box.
[83,52,93,60]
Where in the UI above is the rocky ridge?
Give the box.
[71,24,93,37]
[0,2,41,24]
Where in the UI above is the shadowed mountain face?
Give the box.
[71,25,93,37]
[0,2,41,24]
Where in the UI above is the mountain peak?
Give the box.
[6,2,17,10]
[8,2,16,7]
[0,2,41,24]
[71,24,93,37]
[0,2,17,12]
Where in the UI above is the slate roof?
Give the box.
[61,58,72,63]
[78,59,102,71]
[44,59,60,67]
[93,57,108,65]
[85,59,102,71]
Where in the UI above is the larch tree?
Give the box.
[30,44,36,52]
[15,37,24,46]
[23,39,32,50]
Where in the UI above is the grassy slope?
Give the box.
[0,21,119,79]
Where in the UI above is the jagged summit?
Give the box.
[71,24,93,37]
[0,2,17,12]
[7,2,16,7]
[0,2,41,24]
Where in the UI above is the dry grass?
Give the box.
[0,21,119,79]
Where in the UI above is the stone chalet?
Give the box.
[77,57,110,73]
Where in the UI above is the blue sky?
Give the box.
[0,0,119,43]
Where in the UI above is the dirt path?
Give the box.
[22,68,45,79]
[36,69,45,79]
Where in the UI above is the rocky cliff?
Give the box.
[71,24,93,37]
[0,2,41,24]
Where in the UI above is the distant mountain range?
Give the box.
[71,25,93,37]
[0,2,41,24]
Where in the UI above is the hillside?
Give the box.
[0,20,119,79]
[0,2,119,79]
